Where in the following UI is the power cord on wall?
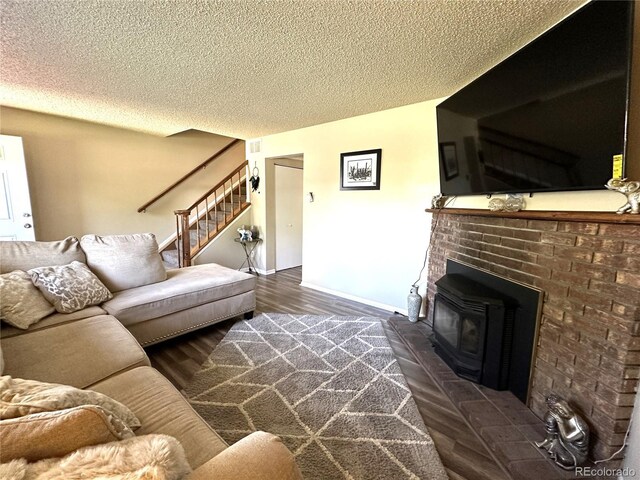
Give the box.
[593,417,633,465]
[411,195,456,327]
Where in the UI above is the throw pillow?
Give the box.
[80,233,167,292]
[0,405,135,462]
[0,236,86,274]
[0,270,55,329]
[0,375,140,430]
[0,434,191,480]
[28,261,112,313]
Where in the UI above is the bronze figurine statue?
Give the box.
[605,178,640,214]
[535,394,589,470]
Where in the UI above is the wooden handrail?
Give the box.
[186,160,248,211]
[137,138,241,212]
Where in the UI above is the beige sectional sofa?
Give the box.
[1,234,256,345]
[0,235,302,479]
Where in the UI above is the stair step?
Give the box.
[210,210,227,220]
[198,220,218,233]
[190,229,200,245]
[221,201,243,213]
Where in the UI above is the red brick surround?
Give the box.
[425,209,640,459]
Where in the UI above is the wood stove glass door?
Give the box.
[433,297,460,349]
[460,316,482,356]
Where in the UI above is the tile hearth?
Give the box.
[389,316,610,480]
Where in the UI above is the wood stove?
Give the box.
[433,274,515,391]
[432,260,541,403]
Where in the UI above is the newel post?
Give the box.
[174,209,192,267]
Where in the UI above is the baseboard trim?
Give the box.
[247,267,275,276]
[299,281,406,315]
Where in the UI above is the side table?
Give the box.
[234,237,262,276]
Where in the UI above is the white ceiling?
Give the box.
[0,0,587,139]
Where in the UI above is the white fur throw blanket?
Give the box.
[0,434,192,480]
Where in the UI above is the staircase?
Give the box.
[160,160,251,268]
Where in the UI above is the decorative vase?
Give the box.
[407,286,422,323]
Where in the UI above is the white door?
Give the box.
[275,165,303,271]
[0,135,35,241]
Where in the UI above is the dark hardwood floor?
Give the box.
[146,267,509,480]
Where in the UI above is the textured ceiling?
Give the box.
[0,0,587,139]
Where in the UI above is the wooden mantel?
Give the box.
[424,208,640,225]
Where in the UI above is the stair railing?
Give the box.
[137,138,241,213]
[174,160,250,267]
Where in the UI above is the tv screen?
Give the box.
[436,0,634,196]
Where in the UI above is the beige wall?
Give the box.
[193,209,252,270]
[623,388,640,478]
[626,3,640,180]
[623,5,640,472]
[622,9,639,475]
[247,3,639,314]
[0,107,245,243]
[248,100,440,312]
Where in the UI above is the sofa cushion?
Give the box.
[1,315,150,389]
[90,366,228,469]
[102,264,256,325]
[29,261,113,313]
[0,270,55,329]
[0,405,135,463]
[0,236,85,274]
[0,375,140,430]
[80,233,167,292]
[0,306,107,339]
[128,290,255,347]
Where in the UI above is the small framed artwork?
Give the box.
[340,148,382,191]
[440,142,459,180]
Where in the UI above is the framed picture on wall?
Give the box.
[340,149,382,190]
[440,142,459,180]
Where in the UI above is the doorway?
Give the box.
[265,154,304,273]
[275,164,303,271]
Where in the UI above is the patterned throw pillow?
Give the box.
[28,261,112,314]
[0,270,55,329]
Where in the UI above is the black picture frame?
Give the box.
[340,148,382,191]
[440,142,459,180]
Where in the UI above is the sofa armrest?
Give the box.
[186,431,302,480]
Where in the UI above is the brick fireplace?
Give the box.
[425,208,640,461]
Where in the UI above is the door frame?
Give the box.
[264,154,304,274]
[274,163,304,271]
[0,135,35,241]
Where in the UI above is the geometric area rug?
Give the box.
[184,313,448,479]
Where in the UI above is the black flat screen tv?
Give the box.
[436,0,634,196]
